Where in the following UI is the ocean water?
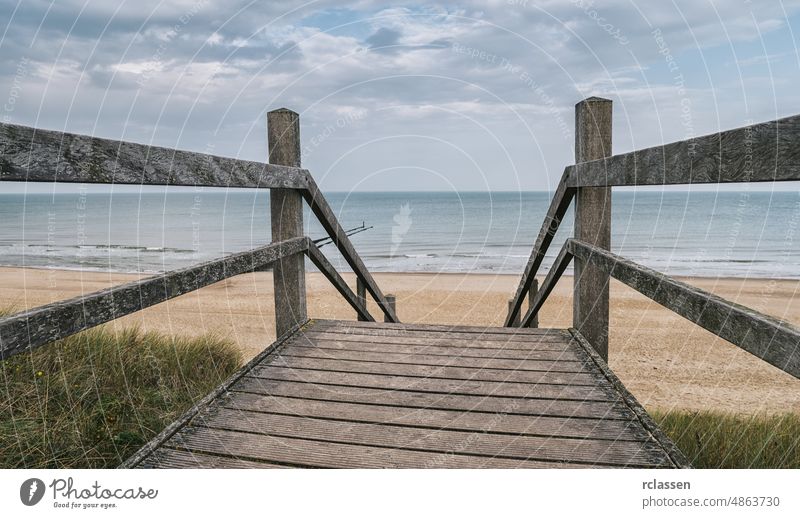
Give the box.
[0,190,798,278]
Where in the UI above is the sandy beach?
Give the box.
[2,266,798,415]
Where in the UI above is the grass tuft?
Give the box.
[652,410,800,468]
[0,311,241,468]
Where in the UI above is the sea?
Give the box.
[0,190,798,279]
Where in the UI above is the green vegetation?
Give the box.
[0,312,241,468]
[653,410,800,468]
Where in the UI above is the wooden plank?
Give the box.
[0,121,309,188]
[140,448,285,468]
[304,326,571,343]
[287,337,586,361]
[268,355,601,385]
[166,426,575,468]
[572,97,612,361]
[314,319,569,336]
[570,329,689,468]
[0,237,308,359]
[297,331,572,349]
[234,376,633,420]
[505,172,575,326]
[249,366,618,401]
[569,239,800,379]
[520,242,573,328]
[306,242,373,321]
[199,408,670,467]
[279,347,590,373]
[268,108,308,336]
[566,113,800,187]
[302,177,399,322]
[223,392,650,443]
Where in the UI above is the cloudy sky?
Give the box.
[2,0,800,191]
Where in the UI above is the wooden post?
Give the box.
[384,294,396,323]
[508,299,520,327]
[573,97,612,360]
[268,108,307,336]
[528,278,539,328]
[356,277,367,321]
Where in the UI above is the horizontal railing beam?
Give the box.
[567,113,800,187]
[1,122,309,189]
[0,237,309,359]
[568,239,800,379]
[302,176,399,323]
[505,171,574,326]
[305,241,374,322]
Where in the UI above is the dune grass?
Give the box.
[0,310,241,468]
[652,410,800,468]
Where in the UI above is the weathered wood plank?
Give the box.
[306,242,373,321]
[0,122,308,188]
[287,337,586,361]
[505,173,575,326]
[248,367,618,401]
[234,376,632,420]
[279,347,590,373]
[314,319,568,336]
[297,331,572,349]
[200,408,670,467]
[302,177,399,322]
[0,237,308,359]
[569,239,800,379]
[304,326,569,344]
[566,113,800,187]
[223,392,650,443]
[166,426,575,468]
[140,448,284,469]
[520,242,573,328]
[267,356,601,385]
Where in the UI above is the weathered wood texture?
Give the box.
[129,319,683,468]
[566,113,800,187]
[356,277,368,321]
[0,122,309,188]
[268,109,308,336]
[303,176,399,323]
[505,173,574,326]
[305,241,373,321]
[0,237,308,360]
[568,239,800,379]
[520,242,573,328]
[528,278,539,328]
[573,97,612,360]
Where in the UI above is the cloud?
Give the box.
[2,0,800,191]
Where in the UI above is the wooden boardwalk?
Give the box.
[126,319,685,468]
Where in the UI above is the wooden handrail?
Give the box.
[305,241,373,322]
[512,238,800,380]
[1,122,309,189]
[566,113,800,188]
[0,237,309,359]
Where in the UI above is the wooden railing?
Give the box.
[0,109,396,360]
[506,97,800,380]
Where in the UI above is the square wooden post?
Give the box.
[356,277,368,321]
[528,278,539,328]
[573,97,612,361]
[384,294,396,323]
[268,108,307,336]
